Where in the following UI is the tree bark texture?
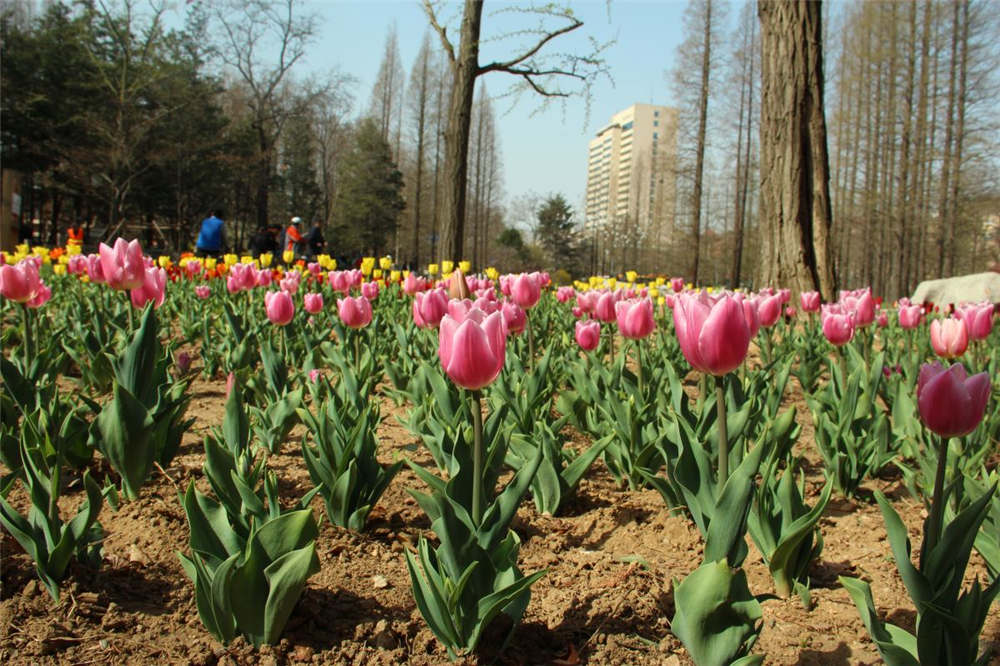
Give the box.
[757,0,835,299]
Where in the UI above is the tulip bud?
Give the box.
[265,290,295,326]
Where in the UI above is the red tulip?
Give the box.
[99,238,145,290]
[575,320,600,351]
[615,297,655,339]
[337,295,372,329]
[673,291,751,376]
[438,308,507,390]
[930,317,968,359]
[917,362,990,438]
[265,290,295,326]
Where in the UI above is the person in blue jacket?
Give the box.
[196,209,226,257]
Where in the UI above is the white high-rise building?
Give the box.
[585,103,677,272]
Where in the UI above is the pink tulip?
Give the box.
[957,303,993,341]
[361,281,380,300]
[917,362,990,438]
[130,266,167,309]
[307,262,322,276]
[255,268,272,287]
[778,288,791,304]
[556,286,575,303]
[265,290,295,326]
[185,259,203,278]
[438,308,507,390]
[575,320,601,351]
[615,297,655,339]
[757,293,783,328]
[67,254,88,275]
[539,272,551,288]
[898,304,923,329]
[303,292,324,314]
[195,285,211,299]
[876,311,888,328]
[671,277,685,293]
[594,291,617,323]
[673,292,751,376]
[413,289,449,328]
[800,291,821,313]
[0,259,43,303]
[502,301,527,335]
[403,273,426,295]
[99,238,145,290]
[26,282,52,309]
[821,304,855,346]
[576,291,597,314]
[328,270,351,294]
[84,254,106,284]
[308,369,321,382]
[510,273,541,309]
[280,275,299,294]
[175,351,192,375]
[739,296,761,338]
[347,269,363,289]
[337,295,372,329]
[930,317,968,359]
[841,289,875,327]
[785,306,797,319]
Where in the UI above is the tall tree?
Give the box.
[690,0,714,284]
[535,194,582,274]
[368,23,405,161]
[405,32,434,268]
[333,119,405,257]
[209,0,317,229]
[421,0,608,262]
[757,0,835,298]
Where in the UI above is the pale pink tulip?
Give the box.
[84,254,106,284]
[898,304,923,329]
[99,238,145,290]
[0,259,43,303]
[930,317,968,359]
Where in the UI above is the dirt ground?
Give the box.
[2,370,999,666]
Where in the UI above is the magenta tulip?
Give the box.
[740,296,761,338]
[594,291,617,323]
[130,266,167,309]
[957,303,993,341]
[821,304,855,346]
[575,320,600,351]
[337,295,372,329]
[757,293,783,328]
[195,285,211,299]
[898,304,923,329]
[303,292,324,314]
[800,291,821,313]
[413,289,449,328]
[930,317,968,359]
[917,362,990,438]
[510,272,541,309]
[265,290,295,326]
[0,259,43,303]
[673,292,751,376]
[438,308,507,390]
[99,238,145,290]
[671,277,685,293]
[501,301,527,335]
[615,297,655,339]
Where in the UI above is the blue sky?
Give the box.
[301,1,690,214]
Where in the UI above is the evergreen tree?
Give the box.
[535,194,582,274]
[333,119,405,257]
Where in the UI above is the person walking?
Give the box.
[196,209,226,258]
[306,220,326,259]
[283,216,304,257]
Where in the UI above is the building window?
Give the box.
[653,132,658,140]
[654,110,659,117]
[653,120,659,127]
[622,120,633,130]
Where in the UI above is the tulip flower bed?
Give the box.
[1,241,999,665]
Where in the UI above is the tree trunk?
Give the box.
[757,0,835,298]
[438,0,483,263]
[691,0,713,285]
[946,0,968,276]
[937,0,959,278]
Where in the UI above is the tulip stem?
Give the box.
[526,311,535,371]
[635,340,644,399]
[126,294,135,332]
[715,374,729,493]
[471,389,484,527]
[22,304,34,370]
[839,351,848,396]
[922,434,950,571]
[354,332,361,375]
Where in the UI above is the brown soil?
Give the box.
[2,373,999,666]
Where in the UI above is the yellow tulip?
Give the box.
[158,255,172,269]
[361,257,375,276]
[259,253,273,267]
[66,244,82,256]
[282,250,295,264]
[428,263,439,275]
[625,270,637,283]
[373,269,383,279]
[223,253,237,266]
[390,270,401,282]
[441,260,454,274]
[58,254,70,265]
[379,256,393,270]
[240,255,255,265]
[459,260,471,274]
[53,264,67,276]
[655,277,665,286]
[205,257,217,271]
[16,244,29,255]
[485,267,498,280]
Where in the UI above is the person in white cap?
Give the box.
[283,216,303,255]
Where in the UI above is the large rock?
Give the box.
[911,272,1000,306]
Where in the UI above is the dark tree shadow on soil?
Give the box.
[795,641,853,665]
[74,560,181,616]
[809,559,859,588]
[284,586,407,652]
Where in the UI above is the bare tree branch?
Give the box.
[421,0,455,64]
[478,15,582,75]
